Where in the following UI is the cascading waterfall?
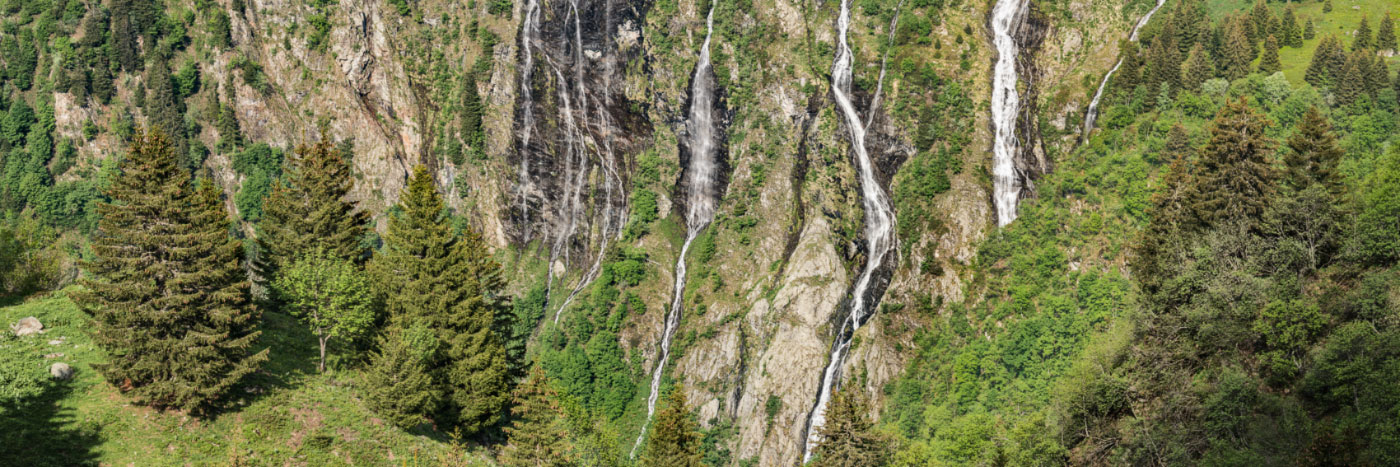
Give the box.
[801,0,897,461]
[631,4,721,457]
[990,0,1029,227]
[1080,0,1168,140]
[517,0,542,236]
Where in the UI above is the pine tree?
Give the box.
[143,57,186,169]
[1379,14,1397,52]
[460,72,484,161]
[77,128,268,413]
[1281,9,1303,47]
[1148,32,1182,91]
[254,136,369,288]
[1223,18,1256,80]
[1335,54,1364,106]
[641,390,702,467]
[1283,107,1344,196]
[1305,36,1338,87]
[110,0,141,71]
[1181,43,1214,91]
[370,166,509,434]
[1250,0,1271,42]
[1259,35,1282,74]
[1172,0,1208,53]
[499,365,575,467]
[1135,125,1197,294]
[810,386,891,467]
[1305,18,1316,40]
[363,322,440,429]
[1323,0,1332,14]
[216,92,242,150]
[1188,98,1276,227]
[1355,16,1374,51]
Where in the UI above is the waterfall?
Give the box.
[631,4,721,457]
[990,0,1029,227]
[801,0,897,460]
[1081,0,1168,141]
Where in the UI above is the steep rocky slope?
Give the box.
[47,0,1147,463]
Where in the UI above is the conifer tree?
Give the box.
[810,385,891,467]
[500,365,575,467]
[1366,55,1389,95]
[1305,18,1316,40]
[1148,32,1182,91]
[363,322,440,429]
[1250,0,1271,42]
[1335,55,1364,106]
[641,390,702,467]
[1181,43,1214,91]
[1323,0,1332,14]
[1283,107,1344,196]
[216,92,242,150]
[1355,16,1373,51]
[1172,0,1208,53]
[1188,99,1276,227]
[144,57,187,169]
[370,166,510,434]
[254,136,369,288]
[1135,125,1197,294]
[460,73,484,160]
[78,129,267,413]
[1259,35,1282,74]
[1305,36,1338,87]
[1222,18,1256,80]
[1379,14,1397,52]
[1281,9,1303,47]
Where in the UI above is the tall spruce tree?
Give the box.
[1379,14,1397,52]
[1304,18,1316,40]
[1355,16,1374,51]
[1305,36,1339,87]
[1249,0,1271,42]
[641,390,702,467]
[1281,9,1303,47]
[1284,107,1344,196]
[253,136,369,288]
[78,128,267,413]
[1335,54,1364,106]
[810,385,891,467]
[1223,18,1256,80]
[1181,43,1214,91]
[460,73,484,159]
[1135,125,1198,294]
[1148,30,1182,91]
[1188,98,1276,227]
[363,322,440,429]
[1259,35,1282,74]
[143,57,187,169]
[370,166,509,434]
[500,365,575,467]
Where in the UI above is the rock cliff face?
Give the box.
[55,0,1141,464]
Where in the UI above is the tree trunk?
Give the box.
[318,336,327,373]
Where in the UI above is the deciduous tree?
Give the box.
[272,249,375,372]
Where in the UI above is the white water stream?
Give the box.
[801,0,897,460]
[990,0,1029,227]
[631,4,721,457]
[1081,0,1168,140]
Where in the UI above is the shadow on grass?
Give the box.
[212,310,322,416]
[0,380,103,466]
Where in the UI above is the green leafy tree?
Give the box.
[363,321,440,429]
[1258,35,1282,74]
[370,166,509,434]
[1353,147,1400,265]
[642,390,702,467]
[810,385,891,467]
[254,136,368,288]
[1188,99,1275,228]
[500,365,576,467]
[77,129,267,413]
[272,249,376,372]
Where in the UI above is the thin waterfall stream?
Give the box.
[800,0,897,460]
[990,0,1029,227]
[631,4,721,457]
[1080,0,1168,140]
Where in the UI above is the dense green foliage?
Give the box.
[76,129,267,413]
[271,249,375,373]
[369,166,510,435]
[501,365,576,466]
[641,390,702,467]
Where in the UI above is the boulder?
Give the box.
[50,363,74,380]
[11,316,42,337]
